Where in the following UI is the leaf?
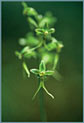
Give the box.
[23,62,30,77]
[30,69,39,75]
[45,70,54,76]
[39,60,46,72]
[28,17,38,27]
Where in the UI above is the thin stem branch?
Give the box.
[32,84,41,100]
[43,84,54,99]
[38,78,47,122]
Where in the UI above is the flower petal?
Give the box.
[48,28,55,33]
[39,60,46,72]
[30,69,39,75]
[45,70,54,76]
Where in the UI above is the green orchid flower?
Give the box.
[35,27,55,36]
[15,46,37,59]
[30,60,54,100]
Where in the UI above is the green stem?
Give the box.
[38,78,47,121]
[31,41,42,51]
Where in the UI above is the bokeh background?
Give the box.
[2,1,83,122]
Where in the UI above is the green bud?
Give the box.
[57,42,64,52]
[23,5,37,16]
[42,53,51,64]
[37,15,43,21]
[28,7,37,16]
[28,17,38,27]
[23,8,29,15]
[19,38,26,46]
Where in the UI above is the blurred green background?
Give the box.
[2,1,83,122]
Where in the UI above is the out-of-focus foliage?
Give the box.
[19,33,39,46]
